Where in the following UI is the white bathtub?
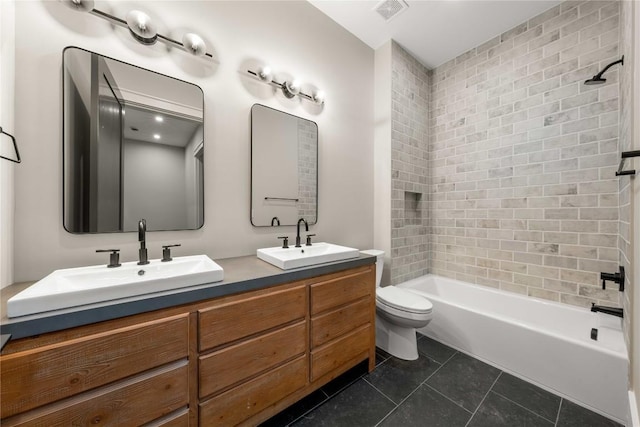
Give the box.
[398,274,629,425]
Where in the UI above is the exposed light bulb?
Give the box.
[126,10,158,45]
[282,79,301,98]
[312,90,326,105]
[258,66,273,83]
[60,0,95,12]
[182,33,207,57]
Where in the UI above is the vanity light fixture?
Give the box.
[60,0,214,59]
[247,66,325,105]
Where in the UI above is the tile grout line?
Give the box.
[491,389,558,425]
[424,383,475,416]
[464,371,503,427]
[555,399,564,427]
[372,355,455,426]
[363,377,400,407]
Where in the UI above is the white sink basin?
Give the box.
[257,242,359,270]
[7,255,223,318]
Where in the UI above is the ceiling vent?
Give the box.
[373,0,409,22]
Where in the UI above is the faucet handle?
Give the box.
[96,249,121,268]
[161,244,181,262]
[277,236,289,249]
[306,234,316,246]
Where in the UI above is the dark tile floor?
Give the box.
[261,334,624,427]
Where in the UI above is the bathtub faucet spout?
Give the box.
[590,303,623,318]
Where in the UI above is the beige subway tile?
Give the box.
[528,288,560,302]
[544,278,577,293]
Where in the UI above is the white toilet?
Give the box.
[361,250,433,361]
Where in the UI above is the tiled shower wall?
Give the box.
[297,119,317,222]
[428,1,622,307]
[390,42,430,285]
[619,0,633,350]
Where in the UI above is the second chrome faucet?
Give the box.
[138,218,149,265]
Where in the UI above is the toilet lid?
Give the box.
[377,287,432,314]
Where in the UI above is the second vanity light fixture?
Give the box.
[61,0,213,59]
[248,66,325,105]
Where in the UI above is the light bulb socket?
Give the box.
[126,10,158,45]
[282,80,300,99]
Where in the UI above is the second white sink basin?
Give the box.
[7,255,224,318]
[257,242,359,270]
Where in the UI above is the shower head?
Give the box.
[584,76,607,85]
[584,56,624,86]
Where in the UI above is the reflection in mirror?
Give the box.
[63,47,204,233]
[251,104,317,227]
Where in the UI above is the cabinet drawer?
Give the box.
[2,361,189,427]
[311,298,370,348]
[199,355,307,426]
[310,267,373,315]
[311,324,371,381]
[198,285,305,351]
[1,314,189,419]
[199,321,306,398]
[150,408,189,427]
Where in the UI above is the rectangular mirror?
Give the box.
[251,104,318,227]
[63,46,204,233]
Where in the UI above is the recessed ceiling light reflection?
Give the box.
[155,115,164,122]
[153,134,161,140]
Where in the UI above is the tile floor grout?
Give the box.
[273,336,624,427]
[463,371,503,427]
[491,388,558,425]
[555,399,564,427]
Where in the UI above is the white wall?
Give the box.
[0,0,16,289]
[11,1,374,281]
[373,41,392,286]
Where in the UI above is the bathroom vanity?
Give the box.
[0,256,376,426]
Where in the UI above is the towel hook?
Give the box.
[0,126,21,164]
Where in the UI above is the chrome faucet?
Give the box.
[138,218,149,265]
[295,218,308,248]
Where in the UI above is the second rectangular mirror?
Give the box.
[251,104,318,227]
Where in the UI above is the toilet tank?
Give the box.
[360,250,384,287]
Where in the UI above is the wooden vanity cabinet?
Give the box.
[309,267,376,382]
[0,264,375,427]
[197,283,308,425]
[0,309,193,426]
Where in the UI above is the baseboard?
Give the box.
[629,390,639,427]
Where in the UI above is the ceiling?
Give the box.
[308,0,562,69]
[123,105,201,148]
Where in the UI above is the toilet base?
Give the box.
[375,314,419,361]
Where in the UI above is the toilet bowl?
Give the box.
[361,250,432,361]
